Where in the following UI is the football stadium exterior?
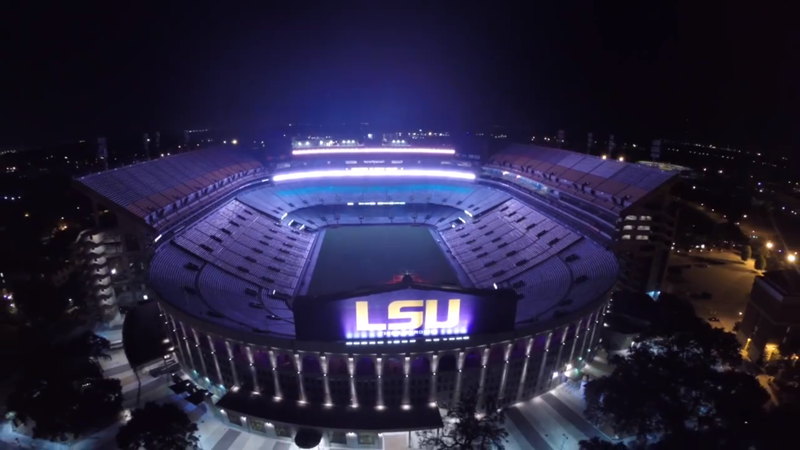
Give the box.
[75,143,676,447]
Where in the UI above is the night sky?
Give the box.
[3,1,797,154]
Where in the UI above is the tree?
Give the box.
[755,255,766,270]
[584,300,765,446]
[741,245,752,261]
[68,330,113,361]
[768,360,800,404]
[578,437,628,449]
[116,402,200,450]
[417,387,508,449]
[8,376,122,441]
[7,331,122,441]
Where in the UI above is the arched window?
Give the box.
[410,355,431,375]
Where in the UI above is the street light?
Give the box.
[789,254,797,263]
[766,242,774,249]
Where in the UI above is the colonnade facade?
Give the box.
[161,304,607,415]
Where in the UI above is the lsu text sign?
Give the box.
[294,287,516,342]
[355,299,464,336]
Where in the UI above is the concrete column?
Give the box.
[320,353,332,406]
[206,335,224,389]
[567,319,583,368]
[402,355,411,406]
[477,346,490,406]
[191,329,209,380]
[454,350,466,402]
[578,312,595,364]
[429,353,439,404]
[587,308,602,357]
[551,326,569,388]
[294,353,307,403]
[178,322,196,374]
[376,356,384,409]
[536,332,553,394]
[245,346,259,392]
[268,349,282,399]
[498,341,514,402]
[516,336,535,402]
[348,356,358,407]
[167,316,187,366]
[225,341,239,387]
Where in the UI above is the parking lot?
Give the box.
[665,250,758,332]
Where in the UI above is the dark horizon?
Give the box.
[4,2,797,155]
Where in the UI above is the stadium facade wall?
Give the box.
[157,295,608,436]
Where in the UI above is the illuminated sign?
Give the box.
[294,286,517,342]
[356,299,461,332]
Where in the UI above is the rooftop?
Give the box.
[489,144,677,213]
[761,269,800,297]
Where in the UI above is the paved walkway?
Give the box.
[196,410,303,450]
[504,383,619,449]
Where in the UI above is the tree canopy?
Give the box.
[583,292,776,448]
[755,255,766,271]
[740,245,752,261]
[116,402,200,450]
[7,331,122,441]
[417,387,508,450]
[579,436,629,449]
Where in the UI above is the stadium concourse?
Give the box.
[74,144,676,448]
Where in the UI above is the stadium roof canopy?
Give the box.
[74,147,265,231]
[489,144,677,213]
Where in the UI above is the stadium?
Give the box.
[75,142,676,447]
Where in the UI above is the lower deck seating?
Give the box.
[152,180,617,337]
[150,244,295,337]
[173,199,315,295]
[439,199,581,287]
